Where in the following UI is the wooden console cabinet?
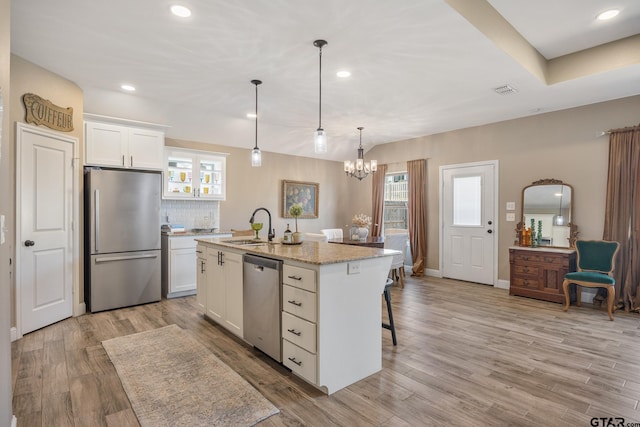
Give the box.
[509,247,576,303]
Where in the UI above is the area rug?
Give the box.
[102,324,279,426]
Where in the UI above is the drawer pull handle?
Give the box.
[522,256,530,261]
[522,267,529,273]
[287,300,302,307]
[287,328,302,336]
[288,357,303,366]
[288,275,303,281]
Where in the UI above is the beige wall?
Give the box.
[9,55,84,327]
[1,0,13,421]
[363,95,640,281]
[165,139,358,235]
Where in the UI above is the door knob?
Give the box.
[487,230,493,234]
[24,240,35,247]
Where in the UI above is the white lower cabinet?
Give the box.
[162,234,230,299]
[196,245,207,314]
[205,248,243,338]
[282,264,318,384]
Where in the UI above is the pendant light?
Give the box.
[251,79,262,167]
[344,127,377,180]
[313,39,328,153]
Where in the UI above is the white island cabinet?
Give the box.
[205,247,243,338]
[195,237,395,395]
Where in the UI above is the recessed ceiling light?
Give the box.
[597,9,619,20]
[246,113,257,118]
[171,5,192,18]
[336,71,351,78]
[121,84,136,92]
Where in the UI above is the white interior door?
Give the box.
[17,123,75,334]
[441,161,497,285]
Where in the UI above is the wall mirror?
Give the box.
[517,178,578,248]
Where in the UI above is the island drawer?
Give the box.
[283,339,317,384]
[283,264,316,292]
[282,311,316,353]
[282,285,317,322]
[169,235,198,250]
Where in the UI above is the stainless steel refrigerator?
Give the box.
[84,168,161,312]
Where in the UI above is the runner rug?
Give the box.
[102,324,279,426]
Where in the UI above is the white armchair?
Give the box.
[304,232,328,242]
[321,228,343,240]
[384,231,409,288]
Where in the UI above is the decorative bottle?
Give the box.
[283,223,292,244]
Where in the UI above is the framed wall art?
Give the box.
[282,180,319,218]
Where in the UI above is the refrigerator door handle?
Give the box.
[94,189,100,253]
[95,253,159,263]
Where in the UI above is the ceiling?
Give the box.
[10,0,640,162]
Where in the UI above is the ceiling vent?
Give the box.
[493,84,518,95]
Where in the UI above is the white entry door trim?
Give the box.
[439,160,499,286]
[15,123,80,339]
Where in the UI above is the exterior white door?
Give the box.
[17,123,75,334]
[441,161,497,285]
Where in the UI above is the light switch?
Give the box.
[506,202,516,211]
[506,212,516,222]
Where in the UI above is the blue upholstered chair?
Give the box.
[562,240,620,321]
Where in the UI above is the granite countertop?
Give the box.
[162,229,232,237]
[195,237,397,265]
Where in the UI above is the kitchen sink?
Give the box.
[221,239,269,246]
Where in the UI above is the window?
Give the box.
[383,173,408,231]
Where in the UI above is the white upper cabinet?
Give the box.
[84,120,164,170]
[163,148,227,201]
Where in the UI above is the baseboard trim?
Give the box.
[425,268,442,278]
[496,279,510,289]
[74,302,86,317]
[11,415,17,427]
[10,327,17,342]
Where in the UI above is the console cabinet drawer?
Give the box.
[509,247,576,303]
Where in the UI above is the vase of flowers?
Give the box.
[289,203,304,243]
[352,213,372,241]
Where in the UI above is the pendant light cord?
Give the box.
[318,44,322,129]
[255,82,259,150]
[251,79,262,150]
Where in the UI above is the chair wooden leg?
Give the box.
[399,267,405,289]
[607,286,615,321]
[562,279,571,312]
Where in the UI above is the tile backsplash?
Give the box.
[161,199,220,230]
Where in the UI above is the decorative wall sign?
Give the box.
[282,180,319,218]
[22,93,74,132]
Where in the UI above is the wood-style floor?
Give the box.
[12,274,640,426]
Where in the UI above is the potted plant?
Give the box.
[289,203,304,243]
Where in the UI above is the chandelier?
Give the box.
[344,127,377,180]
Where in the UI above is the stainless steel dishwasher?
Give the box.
[243,254,283,362]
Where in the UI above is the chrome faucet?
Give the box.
[249,207,275,242]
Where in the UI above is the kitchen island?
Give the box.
[195,237,395,394]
